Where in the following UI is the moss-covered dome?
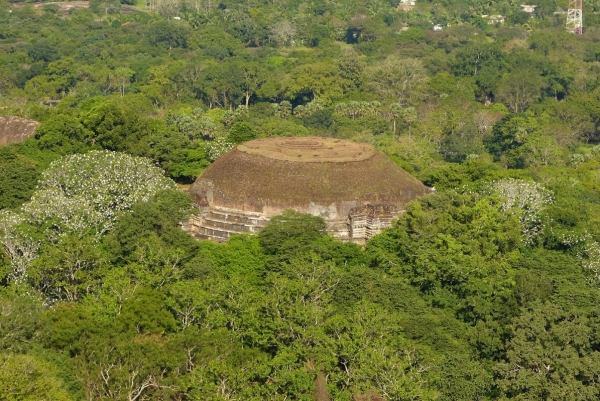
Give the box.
[188,137,431,243]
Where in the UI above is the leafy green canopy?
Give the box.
[3,0,600,399]
[0,353,74,401]
[0,147,39,210]
[259,210,327,256]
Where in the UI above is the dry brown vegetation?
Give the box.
[190,138,431,212]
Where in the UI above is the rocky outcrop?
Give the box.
[0,116,40,145]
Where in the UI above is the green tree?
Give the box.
[325,301,439,400]
[0,353,74,401]
[27,42,59,63]
[103,189,197,269]
[259,210,327,269]
[79,98,141,151]
[89,0,121,14]
[496,71,544,113]
[337,50,364,92]
[197,61,245,108]
[497,302,600,400]
[148,20,189,49]
[286,63,344,102]
[228,122,256,144]
[238,60,267,107]
[34,114,89,154]
[111,67,134,97]
[367,191,522,327]
[486,113,540,167]
[366,56,428,106]
[47,300,183,401]
[453,44,505,77]
[0,148,38,210]
[29,234,106,302]
[0,294,44,352]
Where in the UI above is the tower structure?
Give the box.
[566,0,583,34]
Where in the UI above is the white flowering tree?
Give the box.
[492,179,554,246]
[23,150,175,236]
[0,211,40,283]
[580,241,600,286]
[0,150,175,282]
[207,137,234,161]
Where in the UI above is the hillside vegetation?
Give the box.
[3,0,600,400]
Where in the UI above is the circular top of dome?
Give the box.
[237,137,376,163]
[190,137,431,215]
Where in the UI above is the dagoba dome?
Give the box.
[187,137,432,244]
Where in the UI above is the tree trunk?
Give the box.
[314,372,330,401]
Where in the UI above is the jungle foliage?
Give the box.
[3,0,600,400]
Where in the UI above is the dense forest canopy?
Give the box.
[3,0,600,399]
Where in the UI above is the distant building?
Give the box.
[520,5,537,13]
[397,0,415,11]
[433,24,443,31]
[482,14,505,24]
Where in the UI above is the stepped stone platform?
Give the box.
[186,137,432,244]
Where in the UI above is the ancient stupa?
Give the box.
[187,137,432,244]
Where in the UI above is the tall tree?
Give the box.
[366,56,428,106]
